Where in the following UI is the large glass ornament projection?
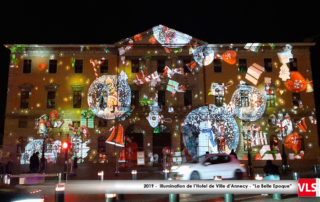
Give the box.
[152,25,192,48]
[193,45,215,66]
[230,83,266,121]
[88,71,131,119]
[182,105,239,159]
[20,139,61,164]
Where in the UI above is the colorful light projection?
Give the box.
[20,139,62,164]
[285,71,311,93]
[182,105,239,159]
[230,83,266,121]
[87,71,131,120]
[152,25,192,48]
[71,138,91,161]
[193,45,215,66]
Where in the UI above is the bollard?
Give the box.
[224,193,234,202]
[98,171,104,181]
[218,176,233,202]
[4,174,11,185]
[273,193,282,200]
[163,169,170,180]
[58,173,62,183]
[168,178,179,202]
[131,170,137,180]
[105,193,116,202]
[292,172,300,180]
[55,183,65,202]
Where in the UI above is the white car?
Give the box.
[170,153,246,180]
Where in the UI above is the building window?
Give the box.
[100,60,108,73]
[158,90,166,107]
[183,59,191,73]
[47,91,56,109]
[213,59,222,72]
[238,59,247,73]
[73,90,82,108]
[18,118,28,128]
[75,60,83,73]
[131,59,140,73]
[292,93,300,107]
[265,84,275,107]
[49,60,57,73]
[23,60,31,73]
[214,96,224,106]
[98,136,106,153]
[72,121,80,128]
[98,118,108,127]
[157,59,165,73]
[264,58,272,72]
[20,90,30,109]
[240,89,249,107]
[289,58,298,71]
[184,90,192,106]
[131,90,139,106]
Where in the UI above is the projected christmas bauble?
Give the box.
[87,73,131,120]
[230,84,266,121]
[193,45,215,66]
[152,25,192,48]
[182,105,239,159]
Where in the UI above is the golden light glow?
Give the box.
[36,103,40,108]
[63,97,68,102]
[278,98,285,105]
[237,75,242,80]
[275,80,281,87]
[49,78,54,83]
[66,65,70,70]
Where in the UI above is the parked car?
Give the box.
[170,153,246,180]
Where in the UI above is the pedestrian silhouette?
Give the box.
[229,149,237,159]
[30,152,40,173]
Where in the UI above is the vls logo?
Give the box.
[298,179,320,197]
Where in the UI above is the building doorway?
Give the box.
[153,125,171,167]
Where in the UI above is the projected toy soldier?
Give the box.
[216,121,226,153]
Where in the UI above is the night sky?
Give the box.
[1,1,320,142]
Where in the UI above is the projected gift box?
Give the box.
[245,63,265,85]
[259,145,282,160]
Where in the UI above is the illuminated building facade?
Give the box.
[2,25,318,167]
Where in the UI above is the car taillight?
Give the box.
[240,163,245,167]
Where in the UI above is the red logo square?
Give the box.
[298,179,317,197]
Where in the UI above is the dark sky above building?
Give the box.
[1,1,320,141]
[1,1,320,44]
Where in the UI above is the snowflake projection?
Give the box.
[20,139,61,164]
[230,84,266,121]
[193,45,215,66]
[152,25,192,48]
[71,137,90,161]
[87,71,131,120]
[182,105,239,159]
